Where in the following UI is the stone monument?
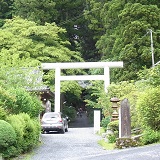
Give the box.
[119,98,131,138]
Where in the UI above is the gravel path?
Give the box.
[30,127,107,160]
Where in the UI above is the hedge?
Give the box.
[4,113,41,159]
[0,120,17,158]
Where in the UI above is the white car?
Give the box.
[41,112,69,134]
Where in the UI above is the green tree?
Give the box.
[85,0,160,81]
[51,0,101,61]
[0,0,13,26]
[0,17,82,63]
[0,86,42,118]
[9,88,43,117]
[84,80,141,128]
[13,0,57,25]
[137,65,160,87]
[84,80,112,117]
[84,0,107,40]
[0,17,83,87]
[13,0,101,62]
[136,87,160,131]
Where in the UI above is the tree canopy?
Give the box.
[1,1,160,82]
[0,17,82,64]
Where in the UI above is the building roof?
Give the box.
[27,86,54,99]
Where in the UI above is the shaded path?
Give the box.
[69,112,93,128]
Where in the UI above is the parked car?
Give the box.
[41,112,69,134]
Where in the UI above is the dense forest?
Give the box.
[1,0,160,81]
[1,0,160,109]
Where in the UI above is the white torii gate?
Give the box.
[41,62,123,112]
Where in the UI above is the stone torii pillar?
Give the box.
[41,62,123,112]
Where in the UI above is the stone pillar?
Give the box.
[94,109,101,134]
[119,98,131,138]
[110,97,120,121]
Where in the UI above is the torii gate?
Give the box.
[42,62,123,112]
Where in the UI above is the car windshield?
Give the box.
[43,113,59,119]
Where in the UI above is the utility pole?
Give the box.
[148,29,155,67]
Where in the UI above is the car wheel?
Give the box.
[60,127,65,134]
[65,124,68,132]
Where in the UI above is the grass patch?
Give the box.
[10,140,43,160]
[96,127,106,136]
[10,152,33,160]
[100,127,106,134]
[97,127,115,150]
[98,139,115,150]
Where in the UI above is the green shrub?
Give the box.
[140,127,160,145]
[108,134,116,143]
[2,146,18,159]
[7,114,25,155]
[7,113,41,155]
[100,116,111,131]
[22,113,40,152]
[0,120,16,157]
[0,107,7,120]
[108,120,119,132]
[0,86,43,118]
[0,86,16,112]
[136,87,160,130]
[8,88,43,118]
[107,120,119,143]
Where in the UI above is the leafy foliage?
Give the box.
[0,16,84,109]
[137,65,160,87]
[0,107,7,120]
[0,67,44,90]
[8,87,43,118]
[100,116,111,130]
[140,127,160,145]
[107,120,119,143]
[1,1,160,82]
[86,0,160,81]
[16,113,40,152]
[0,85,16,111]
[0,17,82,64]
[0,120,16,154]
[61,81,83,98]
[13,0,57,25]
[62,106,76,122]
[0,0,13,26]
[108,120,119,133]
[0,85,42,118]
[136,87,160,131]
[6,113,41,157]
[85,80,140,128]
[84,81,111,114]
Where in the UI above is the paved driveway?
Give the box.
[30,113,160,160]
